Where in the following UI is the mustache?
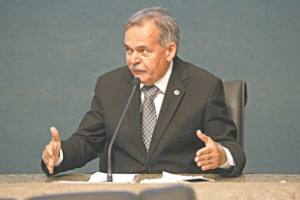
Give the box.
[130,64,147,72]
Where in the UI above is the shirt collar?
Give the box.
[140,61,173,94]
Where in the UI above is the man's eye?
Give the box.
[142,49,151,56]
[126,49,133,55]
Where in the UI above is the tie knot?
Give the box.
[142,85,159,99]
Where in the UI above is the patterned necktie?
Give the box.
[141,85,159,151]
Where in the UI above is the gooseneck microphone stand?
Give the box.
[107,77,140,182]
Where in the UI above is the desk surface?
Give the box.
[0,174,300,200]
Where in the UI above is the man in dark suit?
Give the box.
[42,7,245,177]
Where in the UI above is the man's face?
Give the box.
[124,21,176,85]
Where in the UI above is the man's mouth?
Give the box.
[131,65,147,73]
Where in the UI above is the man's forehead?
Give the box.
[125,21,159,35]
[126,19,157,31]
[125,28,160,46]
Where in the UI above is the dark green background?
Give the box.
[1,0,299,174]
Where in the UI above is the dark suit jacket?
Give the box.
[42,56,246,177]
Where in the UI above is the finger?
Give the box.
[196,147,211,156]
[199,156,215,165]
[194,149,213,162]
[198,154,214,163]
[42,150,52,169]
[48,168,53,174]
[195,158,214,168]
[50,126,61,143]
[42,144,53,162]
[194,154,211,163]
[195,151,215,164]
[47,160,54,174]
[201,163,217,171]
[43,149,54,174]
[42,150,50,164]
[196,157,217,170]
[46,144,54,157]
[196,130,211,145]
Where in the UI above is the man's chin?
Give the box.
[130,71,153,85]
[132,74,144,82]
[136,76,153,85]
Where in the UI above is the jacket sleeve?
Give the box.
[41,77,107,175]
[204,79,246,177]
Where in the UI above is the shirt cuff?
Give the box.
[219,145,235,169]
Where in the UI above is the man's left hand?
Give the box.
[194,130,227,171]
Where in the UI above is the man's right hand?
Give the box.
[42,126,61,174]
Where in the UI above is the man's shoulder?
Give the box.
[174,57,220,82]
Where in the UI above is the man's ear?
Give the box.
[166,42,177,62]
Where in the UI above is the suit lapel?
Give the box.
[148,58,188,156]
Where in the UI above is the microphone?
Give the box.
[107,77,140,182]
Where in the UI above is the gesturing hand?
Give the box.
[42,127,61,174]
[194,130,227,171]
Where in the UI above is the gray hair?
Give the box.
[124,7,180,48]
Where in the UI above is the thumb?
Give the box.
[196,130,211,145]
[50,126,61,143]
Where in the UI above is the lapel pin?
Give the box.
[173,89,180,96]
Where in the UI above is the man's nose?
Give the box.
[131,51,141,64]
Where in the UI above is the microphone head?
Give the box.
[132,77,141,85]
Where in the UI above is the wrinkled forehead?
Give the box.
[125,21,159,38]
[124,22,161,46]
[125,18,159,33]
